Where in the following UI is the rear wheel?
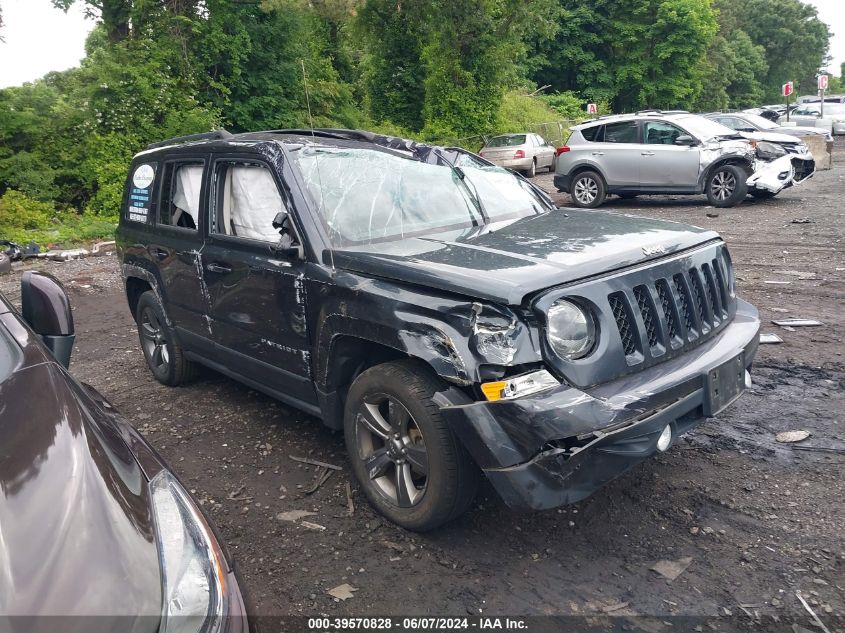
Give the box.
[136,291,197,386]
[570,171,607,208]
[525,159,537,178]
[706,164,748,207]
[344,360,479,531]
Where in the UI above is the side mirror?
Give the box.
[674,135,696,146]
[21,271,75,368]
[271,211,303,260]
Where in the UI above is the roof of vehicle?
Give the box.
[574,110,693,129]
[135,127,448,162]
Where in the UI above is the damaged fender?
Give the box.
[746,155,795,193]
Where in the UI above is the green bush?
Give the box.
[0,190,115,248]
[0,190,56,231]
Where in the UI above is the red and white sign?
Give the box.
[587,103,598,114]
[818,74,829,91]
[782,81,794,97]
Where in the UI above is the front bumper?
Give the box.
[747,154,815,193]
[438,299,760,511]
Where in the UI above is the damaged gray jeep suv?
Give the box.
[117,128,760,530]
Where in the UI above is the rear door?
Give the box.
[200,151,316,405]
[592,120,641,186]
[533,134,556,168]
[148,156,213,340]
[638,120,701,189]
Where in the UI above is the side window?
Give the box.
[159,161,204,230]
[604,121,640,143]
[643,121,684,145]
[125,163,157,223]
[212,161,290,243]
[580,125,601,142]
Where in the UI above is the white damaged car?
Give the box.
[554,111,814,208]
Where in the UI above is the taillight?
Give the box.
[514,149,525,159]
[556,146,571,156]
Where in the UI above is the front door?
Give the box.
[637,120,701,189]
[201,155,316,404]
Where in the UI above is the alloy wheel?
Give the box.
[573,176,598,205]
[711,170,737,202]
[140,307,170,371]
[355,394,428,508]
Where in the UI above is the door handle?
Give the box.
[591,152,605,156]
[147,246,168,260]
[206,263,232,274]
[641,151,655,156]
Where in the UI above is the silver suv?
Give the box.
[554,111,814,208]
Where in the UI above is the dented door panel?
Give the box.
[201,237,315,401]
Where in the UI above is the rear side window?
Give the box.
[604,121,640,143]
[159,161,204,231]
[580,125,601,142]
[125,162,157,223]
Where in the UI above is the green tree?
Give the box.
[533,0,718,112]
[715,0,829,99]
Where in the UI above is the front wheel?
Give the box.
[344,360,479,531]
[706,165,748,208]
[570,171,607,208]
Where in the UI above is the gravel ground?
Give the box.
[2,140,843,629]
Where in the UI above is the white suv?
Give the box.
[554,111,814,208]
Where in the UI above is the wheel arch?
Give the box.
[699,156,754,192]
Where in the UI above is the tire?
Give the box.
[343,360,479,531]
[751,189,777,200]
[705,164,748,208]
[570,170,607,208]
[549,156,557,173]
[525,159,536,178]
[135,291,198,386]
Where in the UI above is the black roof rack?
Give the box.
[146,129,233,150]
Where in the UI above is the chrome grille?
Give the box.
[608,249,734,366]
[609,293,637,356]
[656,280,679,343]
[634,285,659,348]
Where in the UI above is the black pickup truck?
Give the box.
[117,128,760,530]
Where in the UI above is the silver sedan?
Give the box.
[478,133,557,177]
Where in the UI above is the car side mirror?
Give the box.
[674,135,696,146]
[271,211,303,260]
[21,271,75,368]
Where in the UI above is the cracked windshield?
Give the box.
[291,146,550,246]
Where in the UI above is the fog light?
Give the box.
[656,425,672,452]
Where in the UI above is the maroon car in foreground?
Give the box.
[0,271,250,632]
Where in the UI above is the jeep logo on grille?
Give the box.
[643,245,667,257]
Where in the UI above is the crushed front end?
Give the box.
[438,241,760,510]
[746,144,815,194]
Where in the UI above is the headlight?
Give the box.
[755,141,787,160]
[546,299,596,360]
[151,470,226,633]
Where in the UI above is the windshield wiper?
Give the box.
[434,150,489,224]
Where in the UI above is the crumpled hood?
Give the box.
[331,210,719,305]
[739,130,806,145]
[0,361,161,624]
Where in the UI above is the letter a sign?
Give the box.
[587,103,598,114]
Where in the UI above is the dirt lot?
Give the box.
[2,141,844,629]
